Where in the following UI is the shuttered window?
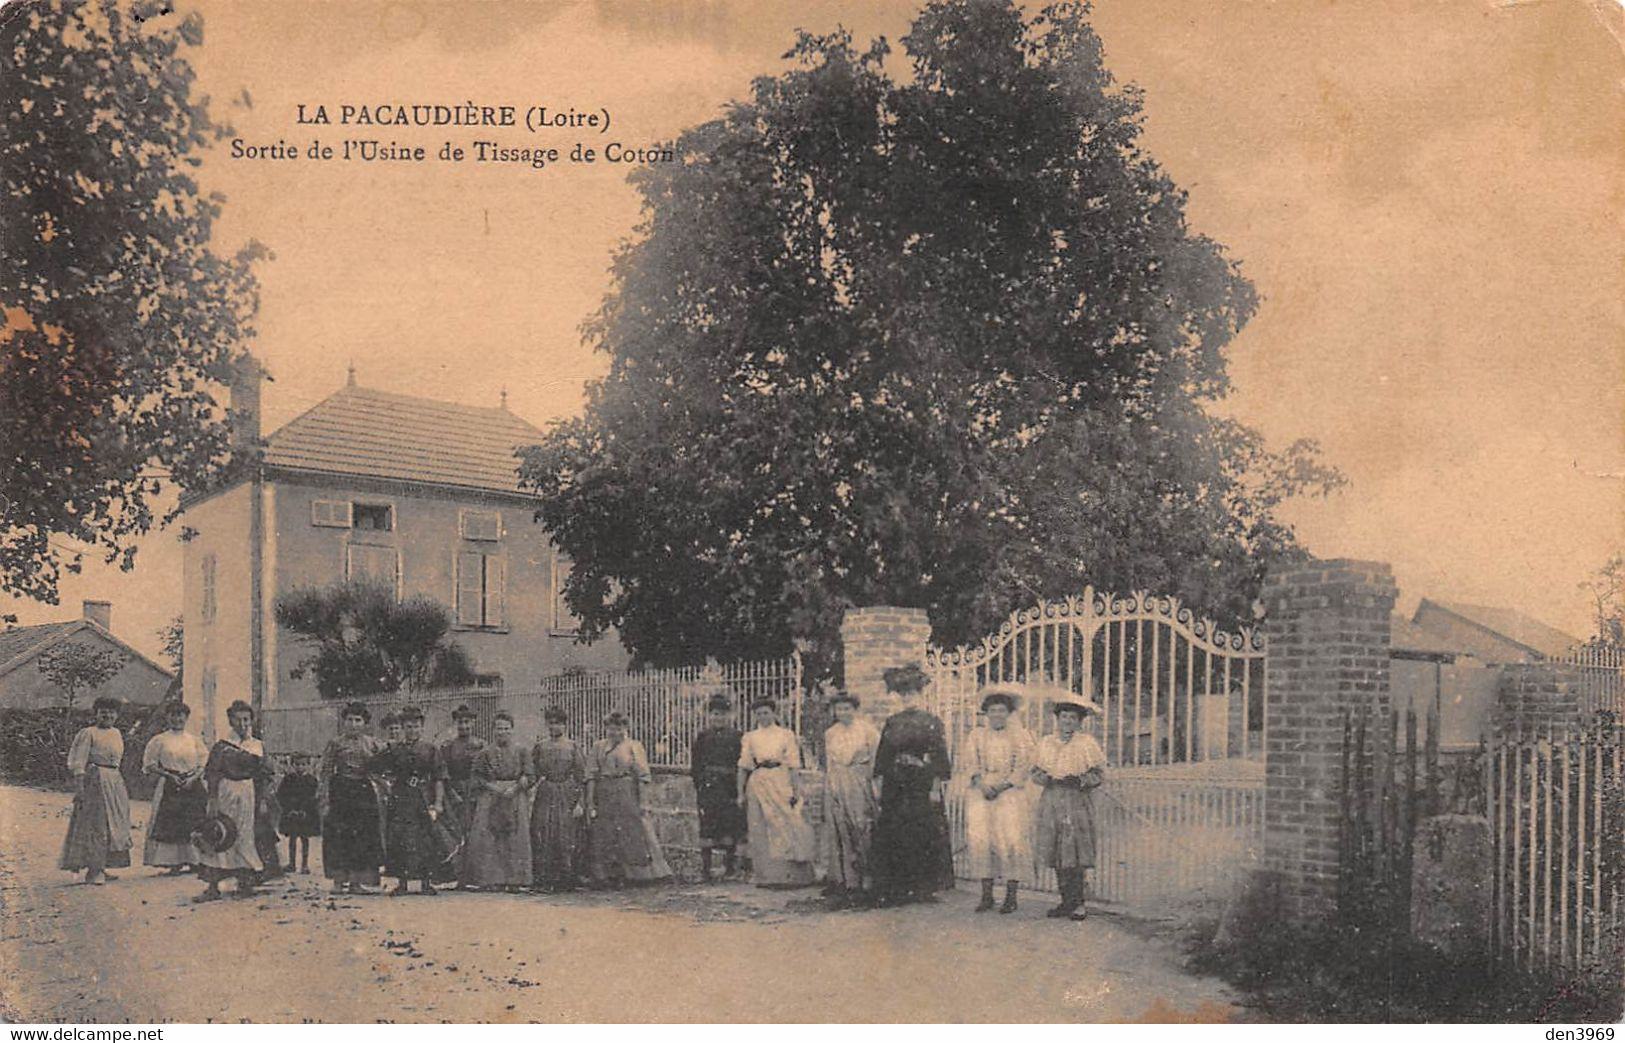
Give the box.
[456,551,506,628]
[551,554,579,633]
[201,554,217,623]
[346,544,400,596]
[459,509,501,542]
[312,500,352,527]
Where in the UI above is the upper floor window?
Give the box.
[459,509,501,542]
[314,499,394,532]
[352,503,393,532]
[456,551,506,628]
[200,554,218,623]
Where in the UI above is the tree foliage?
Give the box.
[1579,553,1624,647]
[274,583,477,699]
[36,639,126,712]
[158,615,184,674]
[1,0,265,603]
[518,0,1341,674]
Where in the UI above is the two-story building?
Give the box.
[180,362,627,740]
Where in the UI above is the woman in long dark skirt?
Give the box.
[373,705,442,895]
[436,704,487,887]
[869,663,955,906]
[319,701,385,894]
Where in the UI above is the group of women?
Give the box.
[60,664,1108,920]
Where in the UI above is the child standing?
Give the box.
[689,695,746,881]
[276,753,321,874]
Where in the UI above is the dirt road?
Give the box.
[0,784,1240,1022]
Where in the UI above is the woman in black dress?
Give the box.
[318,702,385,894]
[869,663,955,905]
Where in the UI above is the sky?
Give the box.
[6,0,1623,662]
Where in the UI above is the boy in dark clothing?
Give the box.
[689,695,747,881]
[276,753,320,874]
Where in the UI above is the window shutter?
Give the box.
[552,555,577,631]
[459,509,500,542]
[313,500,352,528]
[483,556,506,628]
[456,552,484,626]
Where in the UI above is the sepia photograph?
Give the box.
[0,0,1621,1027]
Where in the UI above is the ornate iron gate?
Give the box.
[924,589,1266,908]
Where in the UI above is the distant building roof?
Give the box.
[1413,598,1583,660]
[262,384,547,497]
[1390,614,1465,661]
[0,619,173,681]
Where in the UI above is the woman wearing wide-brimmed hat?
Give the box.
[964,685,1036,915]
[869,663,955,905]
[319,701,385,894]
[1031,697,1107,920]
[821,690,879,905]
[737,697,816,888]
[585,711,671,887]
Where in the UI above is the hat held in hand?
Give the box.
[191,812,239,854]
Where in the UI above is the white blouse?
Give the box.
[739,725,802,770]
[824,719,880,769]
[964,723,1035,790]
[1033,732,1106,778]
[142,729,209,776]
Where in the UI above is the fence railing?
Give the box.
[259,655,804,770]
[1552,643,1625,721]
[1489,723,1624,977]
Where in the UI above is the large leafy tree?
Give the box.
[1,0,265,602]
[520,0,1340,674]
[37,640,126,715]
[274,583,478,699]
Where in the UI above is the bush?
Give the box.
[1189,872,1624,1022]
[0,703,165,798]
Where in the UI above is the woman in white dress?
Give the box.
[964,686,1036,915]
[821,691,879,906]
[1031,699,1107,921]
[141,701,209,873]
[60,696,132,885]
[737,698,817,888]
[195,700,272,901]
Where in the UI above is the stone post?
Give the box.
[1261,558,1398,919]
[1494,662,1585,736]
[840,606,932,725]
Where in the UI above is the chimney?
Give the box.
[229,353,268,457]
[82,600,112,632]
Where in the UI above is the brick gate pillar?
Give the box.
[840,606,932,725]
[1261,558,1397,919]
[1494,662,1585,735]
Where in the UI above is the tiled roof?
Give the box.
[1390,614,1464,659]
[1417,599,1584,660]
[263,384,548,497]
[0,619,173,680]
[0,622,81,673]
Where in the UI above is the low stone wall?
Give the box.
[644,768,827,882]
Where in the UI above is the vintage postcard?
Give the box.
[0,0,1621,1027]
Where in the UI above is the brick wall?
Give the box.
[1261,558,1398,918]
[1494,662,1585,736]
[839,606,931,724]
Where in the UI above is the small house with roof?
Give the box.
[1410,598,1583,665]
[0,600,173,710]
[179,362,627,740]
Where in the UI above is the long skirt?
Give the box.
[822,765,876,891]
[385,784,439,880]
[870,770,955,899]
[530,778,584,885]
[197,777,262,874]
[465,785,532,887]
[144,775,205,867]
[435,780,477,883]
[255,781,283,879]
[323,775,382,886]
[60,765,132,872]
[964,787,1034,884]
[1034,785,1097,870]
[745,767,816,887]
[588,776,671,884]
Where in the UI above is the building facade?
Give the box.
[0,601,174,710]
[181,365,627,740]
